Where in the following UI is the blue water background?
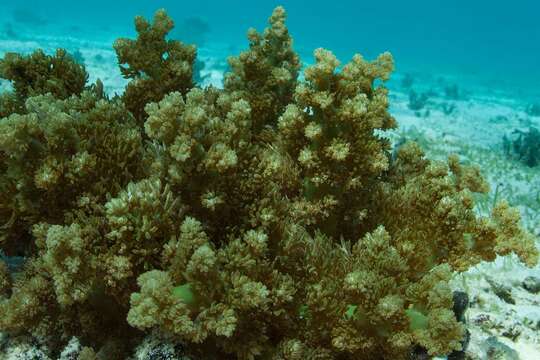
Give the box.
[1,0,539,98]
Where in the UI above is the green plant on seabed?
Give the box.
[503,127,540,167]
[401,73,414,89]
[0,7,538,360]
[473,182,505,217]
[525,103,540,117]
[407,89,429,111]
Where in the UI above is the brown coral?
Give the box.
[0,6,537,360]
[0,48,88,116]
[114,9,196,123]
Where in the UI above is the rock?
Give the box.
[483,336,520,360]
[409,345,430,360]
[0,252,27,274]
[487,279,515,305]
[410,292,471,360]
[522,276,540,293]
[452,291,469,322]
[448,329,470,360]
[501,324,521,341]
[132,332,193,360]
[58,337,83,360]
[0,334,51,360]
[446,291,471,360]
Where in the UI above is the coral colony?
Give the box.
[0,7,537,360]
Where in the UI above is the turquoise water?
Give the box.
[1,0,539,98]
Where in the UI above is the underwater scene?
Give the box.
[0,0,539,359]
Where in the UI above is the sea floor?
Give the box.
[1,34,539,360]
[388,82,540,360]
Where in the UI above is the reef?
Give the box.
[0,7,537,360]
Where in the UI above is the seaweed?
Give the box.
[401,73,414,89]
[71,49,85,65]
[408,89,429,111]
[503,127,540,167]
[525,103,540,117]
[444,84,467,101]
[440,102,457,116]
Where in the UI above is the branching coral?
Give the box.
[0,6,537,360]
[0,48,88,116]
[114,9,196,123]
[0,89,145,253]
[224,6,301,133]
